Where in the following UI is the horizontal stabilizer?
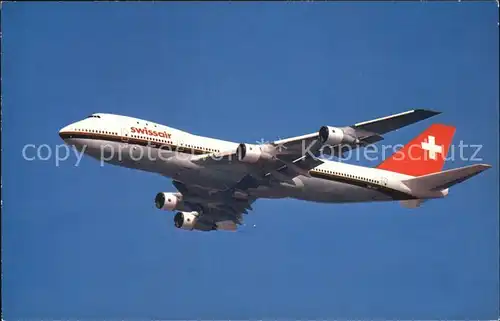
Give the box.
[402,164,492,192]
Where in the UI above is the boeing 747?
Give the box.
[59,109,491,231]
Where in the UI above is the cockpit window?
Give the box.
[87,115,101,119]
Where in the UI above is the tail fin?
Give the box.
[377,124,456,176]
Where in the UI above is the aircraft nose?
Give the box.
[59,124,72,141]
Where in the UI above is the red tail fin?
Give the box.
[377,124,456,177]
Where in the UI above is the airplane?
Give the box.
[58,109,492,232]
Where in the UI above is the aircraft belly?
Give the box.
[175,168,241,190]
[75,139,251,189]
[73,139,392,202]
[295,176,391,203]
[173,162,250,190]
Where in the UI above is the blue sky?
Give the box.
[2,2,498,320]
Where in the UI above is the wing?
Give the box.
[192,109,440,166]
[272,109,441,157]
[352,109,441,135]
[184,109,440,195]
[172,180,256,231]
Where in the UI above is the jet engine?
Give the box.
[173,211,229,232]
[236,143,274,163]
[173,211,198,230]
[318,126,358,146]
[155,192,181,211]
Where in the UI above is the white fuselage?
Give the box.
[59,113,446,203]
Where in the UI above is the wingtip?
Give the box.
[414,109,442,116]
[467,163,493,173]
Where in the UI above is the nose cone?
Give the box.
[59,123,87,152]
[59,125,73,141]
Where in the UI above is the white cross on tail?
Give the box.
[421,135,443,160]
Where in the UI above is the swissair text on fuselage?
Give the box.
[131,127,172,139]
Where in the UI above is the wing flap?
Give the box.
[265,154,324,179]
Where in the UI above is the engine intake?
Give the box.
[318,126,358,146]
[236,143,274,163]
[174,211,198,230]
[173,211,216,231]
[155,192,180,211]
